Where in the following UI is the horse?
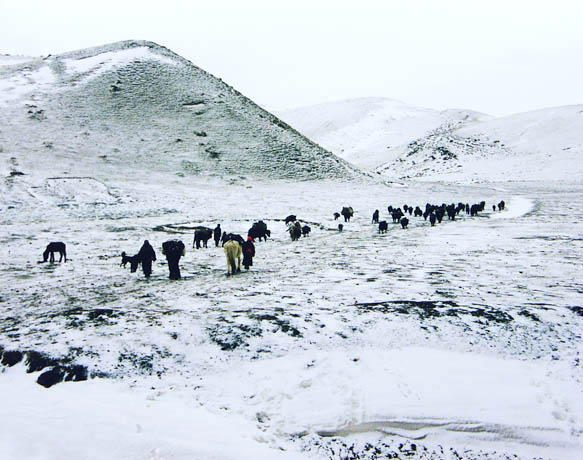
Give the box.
[42,242,66,263]
[224,240,242,275]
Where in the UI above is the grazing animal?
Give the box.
[400,217,409,229]
[498,200,505,211]
[372,209,379,224]
[248,221,271,242]
[341,207,354,222]
[338,224,343,232]
[302,225,311,237]
[193,227,213,249]
[120,251,141,273]
[470,204,480,217]
[378,220,388,233]
[333,212,340,220]
[162,240,185,280]
[289,221,302,241]
[43,242,66,263]
[414,207,423,217]
[285,215,297,225]
[224,240,242,275]
[429,213,437,226]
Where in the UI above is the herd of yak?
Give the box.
[39,199,505,277]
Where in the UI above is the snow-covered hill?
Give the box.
[276,98,491,170]
[0,40,363,182]
[377,105,583,182]
[277,98,583,182]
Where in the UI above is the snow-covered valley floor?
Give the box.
[1,178,582,460]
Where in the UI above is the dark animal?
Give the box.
[285,215,297,225]
[465,203,470,214]
[224,240,242,275]
[120,251,140,272]
[289,221,302,241]
[493,205,496,211]
[341,207,354,222]
[414,207,423,217]
[446,204,456,221]
[333,212,340,220]
[162,240,185,280]
[193,227,213,249]
[222,233,245,246]
[302,225,311,237]
[429,214,437,226]
[338,224,343,232]
[400,217,409,229]
[43,242,66,263]
[391,208,403,223]
[470,204,480,217]
[248,221,271,242]
[137,240,156,278]
[372,209,379,224]
[378,220,388,233]
[498,200,505,211]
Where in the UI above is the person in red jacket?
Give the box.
[242,236,255,270]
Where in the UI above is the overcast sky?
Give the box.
[2,0,582,116]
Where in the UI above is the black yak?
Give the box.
[193,227,213,249]
[378,220,388,233]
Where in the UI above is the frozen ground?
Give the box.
[1,177,582,460]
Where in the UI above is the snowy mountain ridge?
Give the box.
[277,98,583,182]
[0,40,365,183]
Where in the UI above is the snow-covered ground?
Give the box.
[1,175,582,460]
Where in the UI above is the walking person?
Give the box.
[137,240,156,278]
[214,224,222,247]
[242,236,255,270]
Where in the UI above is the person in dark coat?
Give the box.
[162,240,185,280]
[137,240,156,278]
[214,224,222,247]
[242,236,255,270]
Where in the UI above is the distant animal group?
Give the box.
[41,199,505,279]
[376,199,505,233]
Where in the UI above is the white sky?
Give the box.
[1,0,582,116]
